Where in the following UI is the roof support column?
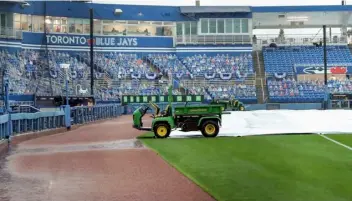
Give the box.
[340,11,351,43]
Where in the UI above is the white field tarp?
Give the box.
[170,110,352,138]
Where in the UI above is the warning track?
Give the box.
[0,115,215,201]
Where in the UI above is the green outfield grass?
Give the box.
[139,134,352,201]
[327,134,352,147]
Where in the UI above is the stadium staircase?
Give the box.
[11,105,40,113]
[253,50,268,104]
[144,57,161,73]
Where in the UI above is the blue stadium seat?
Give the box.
[263,45,352,75]
[264,45,352,103]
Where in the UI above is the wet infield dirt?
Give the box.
[0,115,215,201]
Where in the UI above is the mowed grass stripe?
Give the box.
[141,134,352,201]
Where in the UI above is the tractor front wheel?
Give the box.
[153,123,171,138]
[201,120,219,138]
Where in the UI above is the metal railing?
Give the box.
[181,78,256,88]
[0,27,22,39]
[254,34,348,47]
[12,105,40,113]
[176,35,251,45]
[0,104,124,140]
[260,78,265,103]
[11,111,65,135]
[71,104,123,125]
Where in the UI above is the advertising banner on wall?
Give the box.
[22,32,174,48]
[294,65,352,75]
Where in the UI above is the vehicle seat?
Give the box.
[160,105,171,117]
[150,102,160,117]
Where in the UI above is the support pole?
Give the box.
[65,69,69,106]
[323,25,329,110]
[329,27,332,43]
[323,25,327,85]
[3,71,9,114]
[3,70,12,140]
[89,8,94,96]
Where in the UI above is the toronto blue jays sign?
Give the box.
[295,65,352,75]
[22,32,173,48]
[45,35,138,46]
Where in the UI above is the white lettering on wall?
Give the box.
[46,35,138,46]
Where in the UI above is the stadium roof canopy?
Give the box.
[180,6,250,14]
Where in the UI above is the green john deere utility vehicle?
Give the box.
[132,86,227,138]
[210,98,245,111]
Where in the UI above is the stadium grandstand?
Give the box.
[1,0,352,110]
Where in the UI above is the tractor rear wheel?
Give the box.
[201,120,219,138]
[153,123,171,138]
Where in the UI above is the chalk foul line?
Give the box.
[319,134,352,151]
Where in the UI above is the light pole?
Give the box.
[60,64,71,130]
[60,64,70,106]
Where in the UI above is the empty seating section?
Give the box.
[6,43,352,105]
[1,50,47,95]
[48,51,90,80]
[86,52,154,79]
[268,77,352,102]
[207,84,257,102]
[263,46,352,74]
[97,82,173,101]
[180,54,254,79]
[267,78,325,103]
[1,50,92,96]
[0,49,256,102]
[264,45,352,102]
[147,54,189,75]
[327,79,352,93]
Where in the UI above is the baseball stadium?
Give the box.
[1,0,352,200]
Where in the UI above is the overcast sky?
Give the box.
[93,0,347,6]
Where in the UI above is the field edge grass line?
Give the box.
[319,134,352,151]
[140,140,221,201]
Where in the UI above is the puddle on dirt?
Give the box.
[15,139,146,155]
[0,139,145,201]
